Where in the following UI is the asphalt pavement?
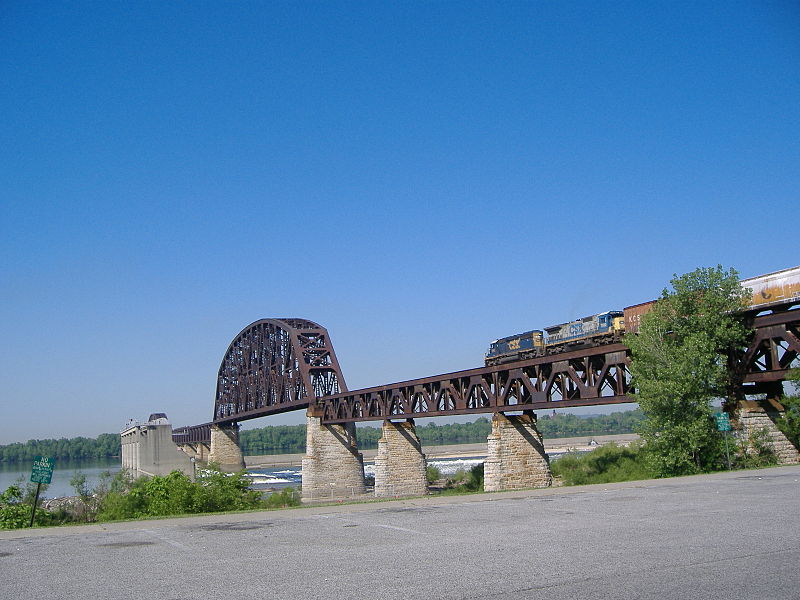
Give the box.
[1,465,798,600]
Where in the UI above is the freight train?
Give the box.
[484,311,624,366]
[485,266,800,366]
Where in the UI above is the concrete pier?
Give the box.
[374,419,428,498]
[120,414,195,479]
[301,410,366,502]
[208,424,246,472]
[484,412,552,491]
[734,399,800,465]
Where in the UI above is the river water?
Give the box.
[0,458,121,499]
[0,456,488,498]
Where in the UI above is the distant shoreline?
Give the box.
[244,433,640,468]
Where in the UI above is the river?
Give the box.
[0,456,487,498]
[0,458,121,499]
[0,435,619,499]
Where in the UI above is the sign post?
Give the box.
[715,413,733,470]
[29,456,55,527]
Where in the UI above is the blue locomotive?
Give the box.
[485,311,625,365]
[485,330,545,366]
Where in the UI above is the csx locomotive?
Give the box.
[485,265,800,367]
[485,311,625,366]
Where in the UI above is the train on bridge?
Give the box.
[485,265,800,366]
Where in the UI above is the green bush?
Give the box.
[426,465,442,483]
[734,427,778,469]
[97,466,264,521]
[0,486,32,529]
[552,443,651,486]
[0,483,62,529]
[263,487,301,509]
[442,463,484,493]
[776,392,800,450]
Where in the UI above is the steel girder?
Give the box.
[737,307,800,395]
[212,318,347,424]
[320,308,800,424]
[321,345,633,424]
[172,306,800,435]
[172,422,211,445]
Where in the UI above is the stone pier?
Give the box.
[302,409,366,502]
[374,419,428,498]
[208,424,246,472]
[734,399,799,465]
[484,412,552,492]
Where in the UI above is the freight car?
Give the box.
[625,265,800,331]
[741,265,800,311]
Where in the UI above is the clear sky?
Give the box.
[1,2,798,443]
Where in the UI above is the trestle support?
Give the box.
[484,412,552,491]
[374,420,428,498]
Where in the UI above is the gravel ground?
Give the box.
[1,464,798,600]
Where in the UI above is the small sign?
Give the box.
[30,456,55,484]
[715,413,732,432]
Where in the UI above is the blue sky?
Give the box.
[1,2,798,443]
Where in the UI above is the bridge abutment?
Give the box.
[484,412,552,492]
[374,419,428,498]
[208,424,246,472]
[120,415,195,479]
[734,399,799,464]
[302,409,366,502]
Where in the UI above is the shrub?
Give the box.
[734,427,778,469]
[551,443,651,486]
[96,466,264,521]
[776,394,800,450]
[441,463,484,493]
[0,486,31,529]
[263,487,301,509]
[426,465,441,483]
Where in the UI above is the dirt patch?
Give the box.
[98,541,156,548]
[199,522,270,531]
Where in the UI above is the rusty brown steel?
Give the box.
[173,302,799,438]
[172,422,212,445]
[321,344,633,424]
[319,305,800,424]
[213,318,348,424]
[736,307,800,395]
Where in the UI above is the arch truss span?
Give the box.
[214,319,348,424]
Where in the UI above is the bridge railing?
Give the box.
[172,422,212,445]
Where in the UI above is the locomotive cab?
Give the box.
[596,311,625,339]
[485,330,545,366]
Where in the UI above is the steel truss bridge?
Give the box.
[172,304,800,444]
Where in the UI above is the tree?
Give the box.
[625,266,751,477]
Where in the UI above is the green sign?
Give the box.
[715,412,732,432]
[30,456,55,484]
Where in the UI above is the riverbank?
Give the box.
[244,433,640,468]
